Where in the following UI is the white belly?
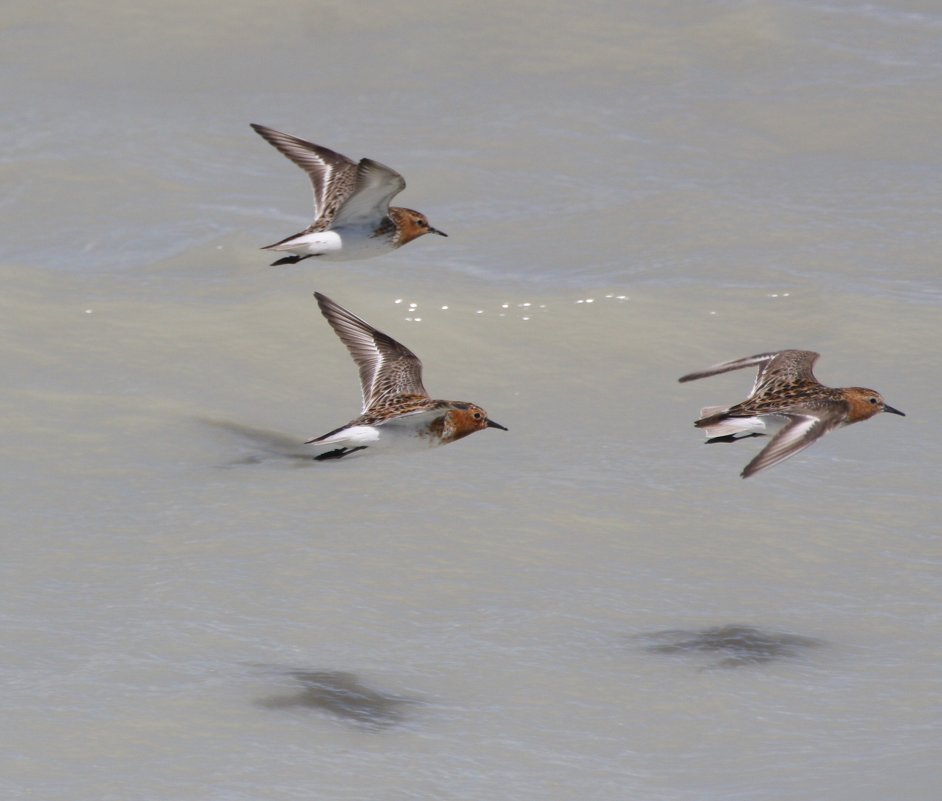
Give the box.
[271,226,394,261]
[699,411,786,440]
[309,419,446,459]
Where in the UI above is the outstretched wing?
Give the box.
[679,352,779,386]
[251,124,359,230]
[740,411,837,478]
[331,158,406,227]
[679,350,820,398]
[751,350,820,398]
[314,292,428,412]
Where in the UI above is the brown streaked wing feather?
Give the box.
[679,350,822,400]
[357,400,439,428]
[314,293,428,412]
[740,412,837,478]
[752,350,820,398]
[723,386,840,420]
[251,124,359,229]
[368,359,428,411]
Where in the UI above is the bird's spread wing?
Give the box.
[679,352,781,385]
[315,292,428,412]
[679,350,820,399]
[251,124,359,229]
[331,158,406,228]
[740,412,836,478]
[751,350,819,398]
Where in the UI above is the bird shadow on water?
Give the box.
[198,417,315,468]
[634,625,825,670]
[252,667,422,731]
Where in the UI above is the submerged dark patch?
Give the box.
[636,625,823,668]
[255,670,418,729]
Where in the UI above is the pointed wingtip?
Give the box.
[740,460,762,478]
[313,291,334,317]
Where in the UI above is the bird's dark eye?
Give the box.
[473,411,483,420]
[869,397,878,404]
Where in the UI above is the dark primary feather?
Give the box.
[678,352,780,383]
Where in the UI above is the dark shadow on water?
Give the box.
[635,625,824,669]
[254,669,420,730]
[198,417,314,467]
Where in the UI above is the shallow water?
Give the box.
[3,1,941,800]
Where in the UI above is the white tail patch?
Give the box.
[267,229,344,253]
[697,406,769,440]
[309,425,381,447]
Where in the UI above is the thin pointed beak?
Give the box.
[429,226,447,237]
[486,418,508,431]
[884,404,905,416]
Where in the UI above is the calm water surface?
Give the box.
[3,1,941,799]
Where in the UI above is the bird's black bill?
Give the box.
[884,404,905,416]
[429,227,448,237]
[486,419,508,431]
